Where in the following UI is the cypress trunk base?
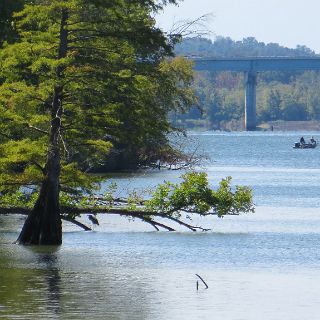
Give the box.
[16,181,62,245]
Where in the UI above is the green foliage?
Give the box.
[0,0,196,199]
[0,190,38,209]
[0,171,254,231]
[110,56,197,166]
[146,172,254,218]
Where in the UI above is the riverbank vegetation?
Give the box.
[174,37,320,130]
[0,1,254,245]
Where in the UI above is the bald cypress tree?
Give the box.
[0,0,184,245]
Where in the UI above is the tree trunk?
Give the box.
[16,8,68,245]
[15,179,62,245]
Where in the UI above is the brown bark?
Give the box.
[16,8,69,245]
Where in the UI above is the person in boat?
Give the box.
[310,136,316,144]
[300,137,305,144]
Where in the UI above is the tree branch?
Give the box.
[59,133,70,159]
[168,14,213,40]
[0,208,91,231]
[26,124,49,135]
[0,207,207,232]
[61,216,91,231]
[157,214,211,232]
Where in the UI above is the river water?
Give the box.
[1,131,320,319]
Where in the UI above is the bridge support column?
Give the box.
[245,71,257,131]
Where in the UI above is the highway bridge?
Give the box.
[193,57,320,130]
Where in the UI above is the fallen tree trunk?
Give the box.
[1,209,91,231]
[0,207,212,232]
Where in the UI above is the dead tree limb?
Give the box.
[0,208,92,231]
[196,274,209,289]
[0,207,208,232]
[26,124,49,135]
[61,216,91,231]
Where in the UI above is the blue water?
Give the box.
[103,131,320,208]
[2,131,320,319]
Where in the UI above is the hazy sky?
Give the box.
[156,0,320,53]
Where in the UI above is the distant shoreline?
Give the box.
[177,120,320,131]
[261,120,320,131]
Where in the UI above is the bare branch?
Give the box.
[0,209,91,231]
[59,133,70,159]
[196,274,209,289]
[0,207,208,232]
[61,216,91,231]
[153,135,208,170]
[157,214,211,232]
[167,14,213,40]
[26,124,49,135]
[140,217,175,231]
[145,219,160,231]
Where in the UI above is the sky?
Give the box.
[156,0,320,53]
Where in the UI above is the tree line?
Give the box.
[173,37,320,129]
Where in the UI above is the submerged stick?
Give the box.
[195,274,208,289]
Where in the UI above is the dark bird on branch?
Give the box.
[88,214,99,226]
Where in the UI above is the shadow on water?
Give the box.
[0,228,152,320]
[0,244,62,319]
[29,246,62,318]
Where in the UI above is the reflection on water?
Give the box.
[0,244,61,319]
[2,222,320,320]
[0,232,152,320]
[35,248,61,318]
[2,132,320,319]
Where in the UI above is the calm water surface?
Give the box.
[2,131,320,319]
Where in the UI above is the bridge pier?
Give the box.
[245,71,257,131]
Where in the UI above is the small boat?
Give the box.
[293,141,317,149]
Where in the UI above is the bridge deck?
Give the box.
[193,57,320,72]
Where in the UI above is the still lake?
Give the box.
[2,131,320,319]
